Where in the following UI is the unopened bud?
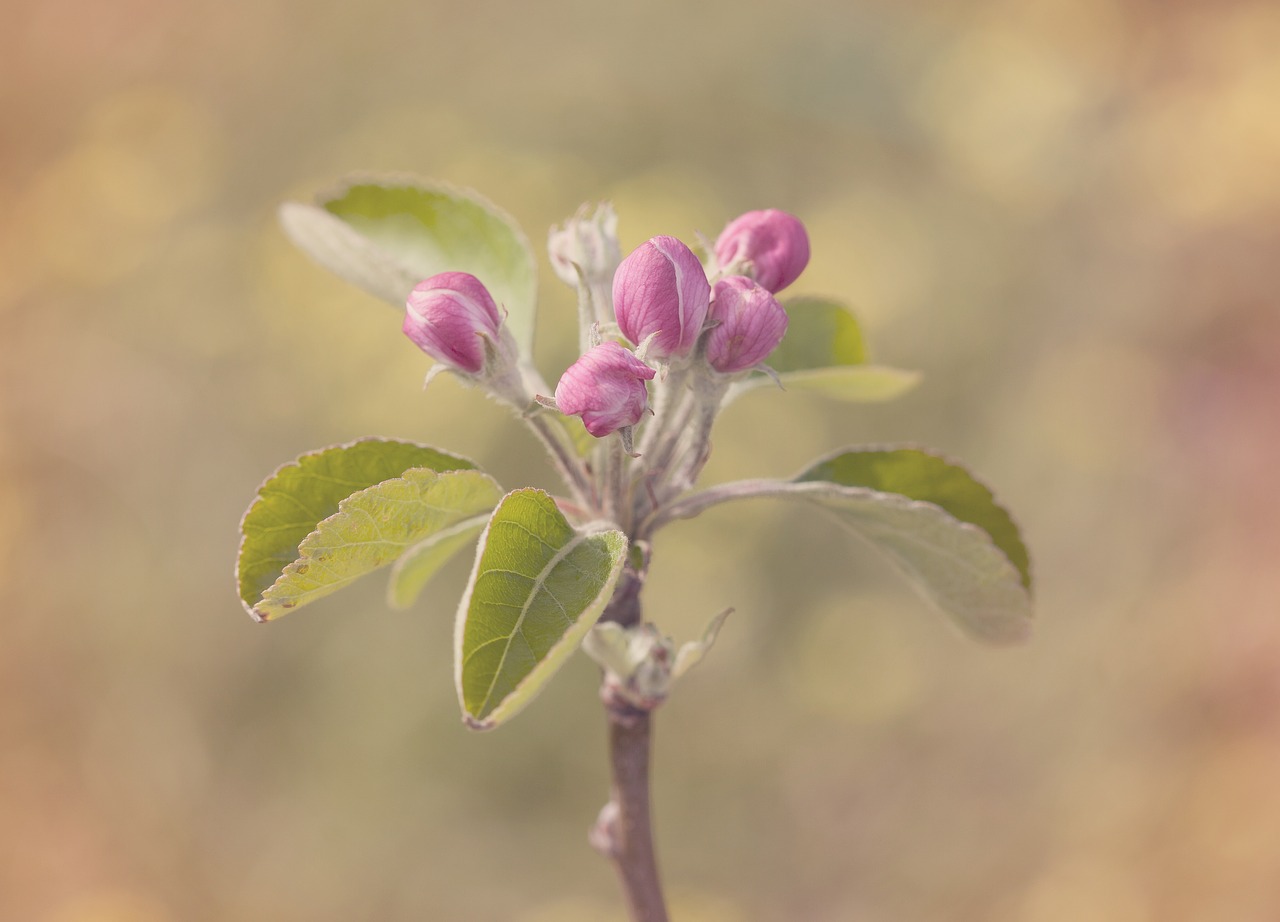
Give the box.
[714,209,809,294]
[705,276,789,373]
[612,236,711,360]
[554,342,656,437]
[548,203,622,291]
[403,272,502,374]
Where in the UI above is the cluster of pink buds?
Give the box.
[400,207,809,520]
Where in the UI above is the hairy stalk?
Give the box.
[524,412,595,508]
[664,382,726,495]
[631,375,695,524]
[635,366,689,459]
[602,436,627,530]
[575,274,596,356]
[642,386,696,484]
[637,378,728,526]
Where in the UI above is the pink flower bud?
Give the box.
[403,272,502,374]
[705,276,789,373]
[713,209,809,293]
[612,236,711,360]
[554,342,657,437]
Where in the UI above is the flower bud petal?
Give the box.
[713,209,809,293]
[612,235,711,360]
[554,342,657,437]
[706,276,789,373]
[403,272,502,374]
[548,203,621,290]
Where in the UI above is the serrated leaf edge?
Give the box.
[252,468,501,622]
[235,437,480,620]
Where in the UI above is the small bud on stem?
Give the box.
[613,236,711,361]
[705,276,789,374]
[714,209,810,294]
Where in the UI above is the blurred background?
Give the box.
[3,0,1278,919]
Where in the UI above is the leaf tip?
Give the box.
[462,713,495,732]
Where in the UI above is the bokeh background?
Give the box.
[3,0,1279,919]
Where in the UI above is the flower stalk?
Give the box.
[401,207,810,922]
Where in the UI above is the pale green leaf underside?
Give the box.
[661,446,1032,641]
[795,448,1031,590]
[456,489,628,729]
[386,514,491,610]
[253,469,503,622]
[237,439,475,618]
[789,481,1032,642]
[279,175,538,352]
[729,364,921,403]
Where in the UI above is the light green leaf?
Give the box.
[456,489,628,729]
[726,364,921,405]
[795,448,1032,591]
[253,469,503,622]
[790,448,1031,642]
[386,513,490,610]
[279,175,538,352]
[672,608,733,680]
[769,296,868,372]
[778,365,920,401]
[727,297,919,403]
[236,439,477,619]
[788,480,1031,642]
[653,449,1032,643]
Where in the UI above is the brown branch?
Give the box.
[592,697,668,922]
[591,560,667,922]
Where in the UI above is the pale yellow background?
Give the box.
[2,0,1278,919]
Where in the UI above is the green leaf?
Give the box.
[236,438,476,619]
[253,469,503,621]
[791,448,1031,642]
[386,514,490,610]
[672,608,732,680]
[795,448,1032,591]
[772,365,921,401]
[653,448,1032,642]
[278,175,538,352]
[790,482,1031,642]
[456,489,628,729]
[769,296,868,372]
[727,297,919,403]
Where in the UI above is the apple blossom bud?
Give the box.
[705,276,789,374]
[713,209,809,293]
[548,203,621,291]
[554,342,656,438]
[403,272,502,374]
[612,235,711,360]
